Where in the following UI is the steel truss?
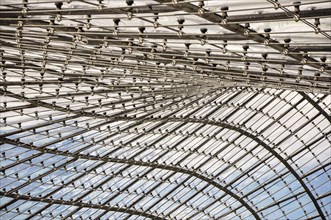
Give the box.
[0,0,330,220]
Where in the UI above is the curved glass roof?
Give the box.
[0,0,330,219]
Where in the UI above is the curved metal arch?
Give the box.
[158,118,326,220]
[1,90,326,160]
[0,89,326,218]
[0,192,163,220]
[88,173,220,219]
[0,114,272,219]
[1,113,327,219]
[60,92,236,219]
[0,88,277,173]
[38,115,327,218]
[0,90,326,218]
[61,166,212,220]
[0,92,228,174]
[0,90,230,218]
[298,92,331,124]
[0,137,261,220]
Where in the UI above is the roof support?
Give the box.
[0,192,163,220]
[2,109,327,218]
[0,137,260,220]
[153,0,330,72]
[1,7,329,23]
[0,4,177,17]
[1,107,326,219]
[298,92,331,124]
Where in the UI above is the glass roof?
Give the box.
[0,0,330,219]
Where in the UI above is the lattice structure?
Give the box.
[0,0,330,219]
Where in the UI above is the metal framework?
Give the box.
[0,0,330,219]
